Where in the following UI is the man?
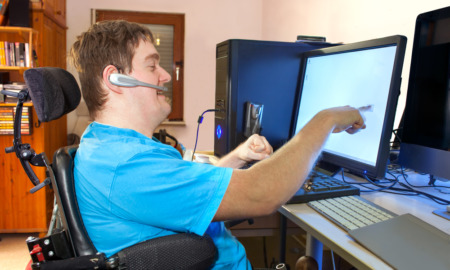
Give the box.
[71,20,367,269]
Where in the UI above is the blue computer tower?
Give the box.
[214,39,334,157]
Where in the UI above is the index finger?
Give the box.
[358,105,374,113]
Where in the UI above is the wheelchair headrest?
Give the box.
[24,67,81,122]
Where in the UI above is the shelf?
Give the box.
[0,26,38,35]
[0,65,28,71]
[0,27,38,69]
[0,26,38,44]
[0,102,33,107]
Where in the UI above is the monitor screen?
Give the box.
[399,6,450,181]
[291,36,407,179]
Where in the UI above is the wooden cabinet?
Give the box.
[31,0,66,28]
[0,104,66,233]
[0,1,66,233]
[31,0,66,69]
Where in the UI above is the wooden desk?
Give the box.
[278,172,450,269]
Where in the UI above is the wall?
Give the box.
[67,0,450,151]
[262,0,450,133]
[66,0,263,151]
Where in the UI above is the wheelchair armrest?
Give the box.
[112,233,217,270]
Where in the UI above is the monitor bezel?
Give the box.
[398,6,450,181]
[290,35,407,179]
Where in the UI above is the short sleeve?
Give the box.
[108,149,233,236]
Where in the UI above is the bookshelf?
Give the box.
[0,0,67,234]
[0,26,38,71]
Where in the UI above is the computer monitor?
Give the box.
[291,35,407,179]
[398,6,450,182]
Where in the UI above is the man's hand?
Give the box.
[237,134,273,162]
[320,105,371,134]
[215,134,273,168]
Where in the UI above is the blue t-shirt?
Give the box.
[74,122,251,269]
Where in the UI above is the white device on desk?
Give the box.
[183,149,218,164]
[307,194,450,269]
[307,195,396,231]
[349,213,450,270]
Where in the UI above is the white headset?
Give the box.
[109,73,168,92]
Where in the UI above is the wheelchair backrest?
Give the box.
[52,145,97,257]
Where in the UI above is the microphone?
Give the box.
[24,67,81,122]
[109,73,168,92]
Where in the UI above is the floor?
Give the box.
[239,234,356,270]
[0,234,37,270]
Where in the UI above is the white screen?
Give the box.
[294,45,397,166]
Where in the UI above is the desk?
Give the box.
[278,172,450,270]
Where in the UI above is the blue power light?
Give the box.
[216,125,222,139]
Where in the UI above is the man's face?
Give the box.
[128,40,172,120]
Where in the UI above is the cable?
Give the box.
[390,128,402,148]
[339,170,450,204]
[398,166,450,189]
[192,109,219,161]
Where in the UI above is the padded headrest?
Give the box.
[24,67,81,122]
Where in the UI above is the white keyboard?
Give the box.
[307,195,397,231]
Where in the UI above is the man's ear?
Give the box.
[103,65,123,94]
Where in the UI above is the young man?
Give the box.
[71,20,367,269]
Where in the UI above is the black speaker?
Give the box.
[9,0,30,27]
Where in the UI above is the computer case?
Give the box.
[214,39,333,157]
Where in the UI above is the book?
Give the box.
[3,81,26,90]
[8,42,14,66]
[0,41,5,65]
[4,41,9,66]
[24,43,30,67]
[2,82,27,103]
[0,106,32,135]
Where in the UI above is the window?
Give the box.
[94,10,185,121]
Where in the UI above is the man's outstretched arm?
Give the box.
[214,106,368,221]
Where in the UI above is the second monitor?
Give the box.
[291,35,407,179]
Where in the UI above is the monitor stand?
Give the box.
[314,160,342,177]
[432,209,450,221]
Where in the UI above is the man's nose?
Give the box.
[159,67,171,84]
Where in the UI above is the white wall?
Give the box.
[262,0,450,135]
[66,0,449,151]
[66,0,263,151]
